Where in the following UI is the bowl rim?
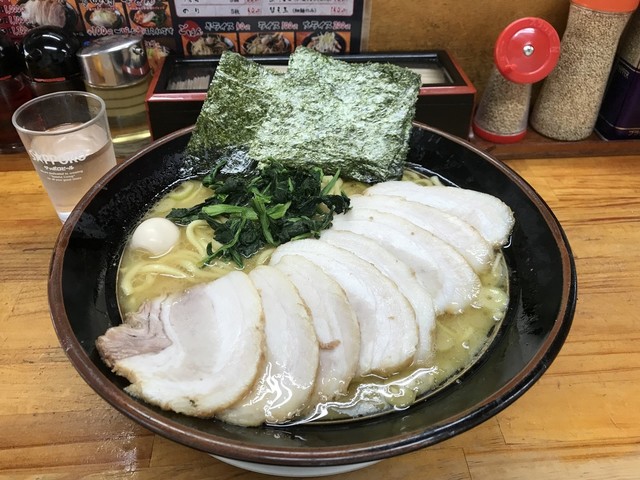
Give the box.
[48,122,577,466]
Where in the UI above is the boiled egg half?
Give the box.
[130,217,180,256]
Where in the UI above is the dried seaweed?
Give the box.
[252,48,421,183]
[186,47,421,183]
[186,52,283,167]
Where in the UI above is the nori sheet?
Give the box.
[185,51,283,167]
[186,47,421,183]
[251,48,421,183]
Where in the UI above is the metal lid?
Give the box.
[494,17,560,84]
[77,35,149,87]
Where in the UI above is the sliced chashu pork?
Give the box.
[270,239,418,377]
[218,265,319,426]
[96,271,264,418]
[320,229,436,367]
[274,255,360,404]
[97,297,172,367]
[348,194,495,273]
[364,181,515,247]
[331,208,481,314]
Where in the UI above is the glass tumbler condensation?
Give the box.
[12,91,117,222]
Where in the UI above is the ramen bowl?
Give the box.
[48,123,576,474]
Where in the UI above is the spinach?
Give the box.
[167,161,350,268]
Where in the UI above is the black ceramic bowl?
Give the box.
[49,123,577,468]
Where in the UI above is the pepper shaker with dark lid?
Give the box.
[20,26,85,96]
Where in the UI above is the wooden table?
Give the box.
[1,149,639,479]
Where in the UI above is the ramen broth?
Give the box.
[116,172,509,422]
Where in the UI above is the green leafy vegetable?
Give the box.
[167,161,350,268]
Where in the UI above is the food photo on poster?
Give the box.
[0,0,365,70]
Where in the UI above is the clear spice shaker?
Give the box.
[530,0,640,141]
[77,35,152,158]
[473,18,560,143]
[0,34,35,153]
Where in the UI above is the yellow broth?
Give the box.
[116,172,509,422]
[306,257,508,422]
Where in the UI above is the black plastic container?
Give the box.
[596,8,640,140]
[0,34,34,153]
[20,26,85,97]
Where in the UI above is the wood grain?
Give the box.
[1,152,639,479]
[471,131,640,160]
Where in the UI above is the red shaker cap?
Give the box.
[572,0,639,13]
[494,17,561,84]
[472,122,528,144]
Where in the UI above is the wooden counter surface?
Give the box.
[1,149,639,479]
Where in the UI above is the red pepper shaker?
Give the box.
[473,18,560,143]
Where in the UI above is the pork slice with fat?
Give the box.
[96,270,265,418]
[97,297,172,369]
[348,194,495,274]
[332,208,481,314]
[320,229,436,367]
[364,181,515,247]
[217,265,319,426]
[274,254,361,404]
[270,239,418,378]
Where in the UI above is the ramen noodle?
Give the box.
[115,171,509,422]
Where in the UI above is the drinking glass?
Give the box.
[12,91,117,222]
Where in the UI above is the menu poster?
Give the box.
[175,0,366,57]
[1,0,369,71]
